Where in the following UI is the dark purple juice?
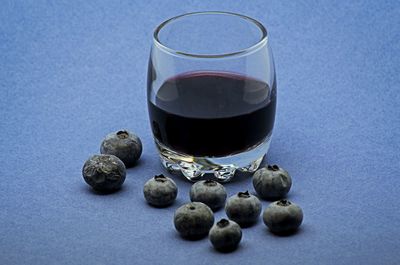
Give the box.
[148,72,276,157]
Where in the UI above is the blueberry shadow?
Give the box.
[81,185,126,196]
[239,219,260,229]
[209,244,242,254]
[125,157,145,170]
[249,190,261,198]
[144,203,173,209]
[255,194,295,203]
[265,226,304,237]
[171,230,209,242]
[210,206,224,213]
[248,184,297,202]
[142,197,180,209]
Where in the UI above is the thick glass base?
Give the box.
[155,136,271,182]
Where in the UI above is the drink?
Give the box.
[148,71,276,158]
[148,12,276,181]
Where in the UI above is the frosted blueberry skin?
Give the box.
[209,219,242,252]
[225,191,262,227]
[190,180,227,211]
[174,202,214,239]
[82,154,126,192]
[143,174,178,207]
[253,164,292,200]
[100,130,142,167]
[263,199,303,234]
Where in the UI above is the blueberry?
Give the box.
[174,202,214,239]
[100,130,142,167]
[82,154,126,192]
[143,174,178,207]
[252,164,292,200]
[225,191,262,227]
[209,219,242,252]
[190,180,227,211]
[263,199,303,234]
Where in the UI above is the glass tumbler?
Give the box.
[147,12,276,182]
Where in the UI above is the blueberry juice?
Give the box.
[148,71,276,180]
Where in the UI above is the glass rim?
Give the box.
[153,11,268,59]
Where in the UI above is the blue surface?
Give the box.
[1,1,399,264]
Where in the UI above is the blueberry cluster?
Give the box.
[252,165,303,234]
[81,134,304,253]
[142,164,303,252]
[82,130,142,193]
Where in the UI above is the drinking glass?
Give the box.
[147,11,276,182]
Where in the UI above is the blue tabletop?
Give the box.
[1,1,399,264]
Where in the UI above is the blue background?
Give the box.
[1,1,399,264]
